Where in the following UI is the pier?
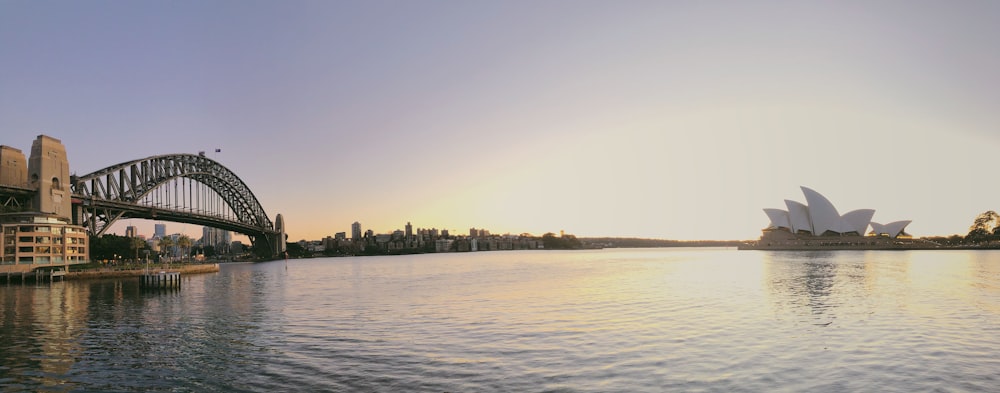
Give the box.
[140,271,181,289]
[0,263,219,285]
[2,268,67,284]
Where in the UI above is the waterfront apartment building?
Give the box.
[1,214,89,267]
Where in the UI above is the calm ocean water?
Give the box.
[1,248,998,392]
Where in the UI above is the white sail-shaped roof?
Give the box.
[801,186,841,235]
[884,220,911,237]
[763,208,790,230]
[839,209,875,235]
[761,187,908,238]
[871,220,911,238]
[785,199,812,234]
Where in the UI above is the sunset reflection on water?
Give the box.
[2,248,999,392]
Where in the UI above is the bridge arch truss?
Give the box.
[71,154,282,256]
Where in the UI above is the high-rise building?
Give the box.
[126,226,137,238]
[154,223,166,239]
[405,222,412,239]
[352,222,362,241]
[201,226,232,251]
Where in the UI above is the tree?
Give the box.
[967,210,1000,243]
[541,232,583,249]
[89,234,133,262]
[158,236,174,261]
[202,245,216,258]
[285,242,306,258]
[177,235,193,262]
[130,236,146,262]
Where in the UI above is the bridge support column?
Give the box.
[28,135,72,219]
[274,214,286,257]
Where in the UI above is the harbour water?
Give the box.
[1,248,998,392]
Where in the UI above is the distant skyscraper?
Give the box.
[201,226,231,250]
[154,223,166,239]
[352,222,362,241]
[125,226,137,238]
[405,222,412,239]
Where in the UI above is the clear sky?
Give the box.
[2,1,999,241]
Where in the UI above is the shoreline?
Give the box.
[737,229,941,251]
[65,263,220,280]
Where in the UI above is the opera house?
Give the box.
[740,186,937,250]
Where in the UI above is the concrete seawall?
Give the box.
[66,264,220,280]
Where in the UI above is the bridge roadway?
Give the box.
[75,196,271,240]
[0,184,34,198]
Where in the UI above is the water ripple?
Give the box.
[2,249,1000,391]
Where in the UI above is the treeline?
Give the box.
[922,210,1000,247]
[541,232,583,249]
[89,234,229,262]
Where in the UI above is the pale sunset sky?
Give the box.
[2,1,999,241]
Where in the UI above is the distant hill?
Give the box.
[580,237,745,248]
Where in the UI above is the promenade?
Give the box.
[65,263,220,280]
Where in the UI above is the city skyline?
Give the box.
[3,1,1000,241]
[109,218,527,245]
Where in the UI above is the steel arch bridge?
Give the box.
[69,154,285,257]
